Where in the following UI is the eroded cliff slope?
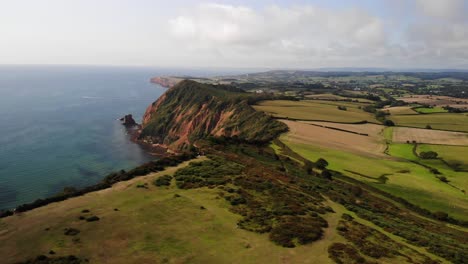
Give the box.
[139,80,288,151]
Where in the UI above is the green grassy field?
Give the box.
[418,144,468,171]
[413,107,448,114]
[254,100,378,123]
[281,134,468,221]
[389,113,468,132]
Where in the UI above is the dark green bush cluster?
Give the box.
[269,216,326,247]
[16,255,85,264]
[174,155,243,189]
[419,151,438,159]
[336,218,399,259]
[328,243,368,264]
[154,175,173,186]
[337,106,347,111]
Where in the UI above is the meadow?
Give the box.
[389,113,468,132]
[413,107,448,114]
[254,100,378,123]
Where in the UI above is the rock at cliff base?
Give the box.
[120,114,137,127]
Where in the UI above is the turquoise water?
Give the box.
[0,66,170,210]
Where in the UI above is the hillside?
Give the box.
[139,80,288,151]
[1,80,467,264]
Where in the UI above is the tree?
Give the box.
[316,158,329,169]
[383,120,395,126]
[420,151,438,159]
[426,124,432,129]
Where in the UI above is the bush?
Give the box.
[154,175,173,186]
[337,106,347,111]
[86,216,100,222]
[316,158,329,169]
[434,211,449,221]
[420,151,438,159]
[269,216,324,247]
[383,120,395,126]
[64,228,80,236]
[321,170,332,180]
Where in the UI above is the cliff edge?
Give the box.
[138,80,288,151]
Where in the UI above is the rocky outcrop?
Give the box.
[120,114,137,127]
[138,80,288,151]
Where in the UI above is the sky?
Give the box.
[1,0,467,69]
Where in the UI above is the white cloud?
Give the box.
[168,3,390,67]
[415,0,465,21]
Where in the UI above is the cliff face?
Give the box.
[139,80,288,151]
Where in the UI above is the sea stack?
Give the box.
[120,114,137,127]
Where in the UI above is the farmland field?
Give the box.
[254,100,378,123]
[392,127,468,145]
[413,107,448,114]
[384,106,417,115]
[389,113,468,132]
[280,120,386,157]
[281,135,468,221]
[279,118,468,221]
[418,144,468,171]
[397,95,468,110]
[304,121,384,137]
[305,93,373,103]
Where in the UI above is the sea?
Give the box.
[0,65,240,210]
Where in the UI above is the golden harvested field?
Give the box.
[305,121,385,137]
[384,106,417,115]
[254,100,378,123]
[397,95,468,110]
[305,93,373,103]
[280,120,387,157]
[393,127,468,146]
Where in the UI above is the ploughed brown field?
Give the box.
[393,127,468,146]
[280,120,387,158]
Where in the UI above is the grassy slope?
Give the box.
[1,155,454,264]
[253,100,378,123]
[0,158,348,264]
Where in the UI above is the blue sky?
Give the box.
[1,0,467,69]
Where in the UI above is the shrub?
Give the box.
[434,211,449,221]
[316,158,329,169]
[337,106,347,111]
[269,216,324,247]
[64,228,80,236]
[420,151,438,159]
[383,119,395,126]
[321,170,332,180]
[86,216,100,222]
[154,175,173,186]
